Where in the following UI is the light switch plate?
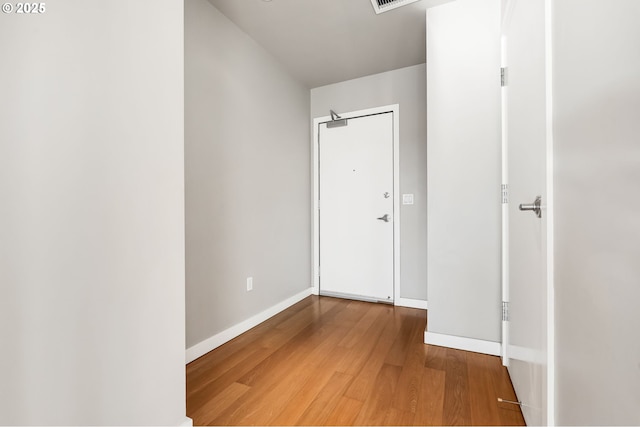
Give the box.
[402,194,414,205]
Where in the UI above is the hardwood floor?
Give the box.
[186,296,525,426]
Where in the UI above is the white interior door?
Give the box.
[503,0,549,425]
[318,112,394,302]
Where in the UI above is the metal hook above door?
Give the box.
[327,109,348,128]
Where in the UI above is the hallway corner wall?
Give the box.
[425,0,502,345]
[185,0,311,352]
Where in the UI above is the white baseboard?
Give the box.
[508,344,545,364]
[186,288,313,364]
[178,417,193,427]
[395,298,428,310]
[424,331,501,356]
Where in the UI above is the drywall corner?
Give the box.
[426,0,502,343]
[185,0,311,349]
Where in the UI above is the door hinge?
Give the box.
[502,301,510,322]
[501,184,509,204]
[501,67,508,87]
[318,200,320,210]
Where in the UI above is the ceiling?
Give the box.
[207,0,452,89]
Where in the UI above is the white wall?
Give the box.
[185,0,311,350]
[553,1,640,424]
[426,0,502,344]
[0,1,186,425]
[311,64,428,302]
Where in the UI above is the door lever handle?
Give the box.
[377,214,390,223]
[519,196,542,218]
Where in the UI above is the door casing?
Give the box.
[312,104,400,302]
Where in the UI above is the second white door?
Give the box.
[318,112,394,302]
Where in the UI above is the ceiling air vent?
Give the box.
[370,0,421,14]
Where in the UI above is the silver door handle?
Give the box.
[519,196,542,218]
[377,214,390,222]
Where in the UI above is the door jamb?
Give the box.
[544,0,555,423]
[500,26,511,368]
[311,104,400,303]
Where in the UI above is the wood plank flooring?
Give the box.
[186,296,525,426]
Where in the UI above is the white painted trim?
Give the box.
[178,417,193,427]
[312,104,401,303]
[424,331,501,356]
[545,0,555,424]
[392,106,401,309]
[500,29,511,367]
[395,298,427,310]
[185,288,312,364]
[509,344,545,365]
[312,118,320,294]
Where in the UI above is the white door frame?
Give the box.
[543,1,555,423]
[312,104,400,303]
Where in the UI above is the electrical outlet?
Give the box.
[246,277,253,292]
